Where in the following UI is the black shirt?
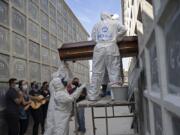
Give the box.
[5,87,19,115]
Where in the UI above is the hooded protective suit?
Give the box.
[44,62,86,135]
[88,12,127,100]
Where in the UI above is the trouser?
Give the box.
[77,107,86,133]
[6,114,19,135]
[88,47,121,100]
[31,109,44,135]
[42,104,48,133]
[19,118,29,135]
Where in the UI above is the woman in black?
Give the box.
[29,81,44,135]
[40,81,50,133]
[18,80,32,135]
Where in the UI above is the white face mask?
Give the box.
[15,84,19,90]
[22,85,28,90]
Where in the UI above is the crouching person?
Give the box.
[44,76,86,135]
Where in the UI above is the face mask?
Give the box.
[15,84,19,90]
[22,85,28,90]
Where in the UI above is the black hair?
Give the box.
[61,78,68,87]
[9,78,17,86]
[42,81,48,86]
[73,77,79,81]
[19,80,24,90]
[31,81,36,88]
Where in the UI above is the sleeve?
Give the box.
[117,23,127,37]
[54,90,75,104]
[10,90,19,102]
[54,84,86,104]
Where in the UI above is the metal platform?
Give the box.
[74,97,137,135]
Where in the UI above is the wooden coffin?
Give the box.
[58,36,138,61]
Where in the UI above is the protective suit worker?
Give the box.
[88,12,127,100]
[44,62,86,135]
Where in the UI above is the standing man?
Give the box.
[88,12,127,100]
[72,77,87,135]
[5,78,23,135]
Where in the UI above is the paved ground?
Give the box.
[69,106,135,135]
[25,106,135,135]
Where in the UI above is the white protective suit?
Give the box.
[44,62,86,135]
[88,12,127,100]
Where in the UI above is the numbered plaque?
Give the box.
[13,58,26,79]
[0,54,9,80]
[51,51,58,67]
[41,28,49,47]
[0,1,9,26]
[41,47,49,64]
[29,62,40,81]
[49,3,56,20]
[40,11,48,29]
[12,8,26,34]
[40,0,48,14]
[41,65,50,82]
[28,0,39,21]
[28,20,40,42]
[12,32,26,57]
[29,40,40,61]
[50,35,57,50]
[0,27,9,53]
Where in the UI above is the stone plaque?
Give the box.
[29,62,40,81]
[0,27,9,53]
[50,0,57,6]
[57,12,62,25]
[51,51,58,67]
[166,12,180,95]
[28,0,39,21]
[12,32,26,57]
[41,28,49,47]
[153,103,162,135]
[41,47,49,64]
[12,8,26,34]
[28,20,40,42]
[0,54,9,80]
[40,11,48,29]
[50,19,57,36]
[57,26,63,40]
[11,0,26,11]
[49,3,56,20]
[29,41,40,61]
[0,1,9,26]
[41,65,50,82]
[13,58,26,79]
[40,0,48,14]
[50,35,57,50]
[57,0,62,13]
[148,38,159,91]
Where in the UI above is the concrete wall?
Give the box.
[122,0,180,135]
[0,0,89,134]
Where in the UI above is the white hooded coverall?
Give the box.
[88,12,127,100]
[44,63,86,135]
